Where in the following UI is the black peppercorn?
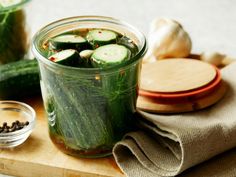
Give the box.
[0,120,30,134]
[11,122,16,128]
[2,122,7,128]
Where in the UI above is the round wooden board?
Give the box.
[139,67,221,101]
[141,59,217,93]
[137,81,227,113]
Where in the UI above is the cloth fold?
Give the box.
[113,63,236,177]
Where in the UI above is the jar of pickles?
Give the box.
[0,0,30,64]
[32,16,147,158]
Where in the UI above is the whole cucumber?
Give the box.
[0,59,41,100]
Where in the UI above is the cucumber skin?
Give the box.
[49,49,81,66]
[91,45,131,68]
[0,59,41,99]
[49,38,92,52]
[0,9,28,64]
[88,39,116,49]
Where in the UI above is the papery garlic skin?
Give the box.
[144,18,192,62]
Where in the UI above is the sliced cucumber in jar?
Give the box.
[48,49,80,66]
[49,34,90,51]
[79,50,94,67]
[91,44,131,68]
[86,29,118,48]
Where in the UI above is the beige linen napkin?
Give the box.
[113,62,236,177]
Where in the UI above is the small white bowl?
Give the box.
[0,101,36,148]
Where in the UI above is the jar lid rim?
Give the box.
[32,15,147,74]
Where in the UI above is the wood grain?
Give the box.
[0,96,124,177]
[141,59,217,93]
[137,81,227,113]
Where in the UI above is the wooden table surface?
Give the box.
[0,96,124,177]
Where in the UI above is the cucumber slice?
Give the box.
[79,50,94,67]
[48,49,80,66]
[49,34,89,51]
[86,29,118,48]
[91,44,131,68]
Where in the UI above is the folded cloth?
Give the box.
[113,62,236,177]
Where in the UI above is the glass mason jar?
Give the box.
[32,16,147,158]
[0,0,30,65]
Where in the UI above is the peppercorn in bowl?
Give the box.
[0,101,36,148]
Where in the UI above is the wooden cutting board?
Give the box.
[0,96,124,177]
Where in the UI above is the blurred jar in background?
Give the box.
[0,0,30,65]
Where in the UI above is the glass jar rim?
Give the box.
[0,0,30,13]
[32,15,147,74]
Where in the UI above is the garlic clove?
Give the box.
[200,51,225,67]
[222,57,235,66]
[200,51,235,67]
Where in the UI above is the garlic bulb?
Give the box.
[144,18,192,62]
